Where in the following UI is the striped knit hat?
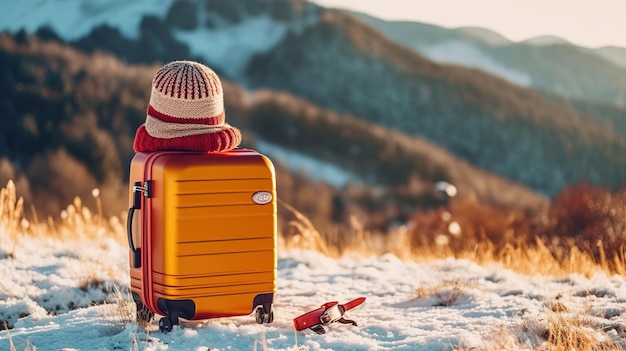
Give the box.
[133,61,242,153]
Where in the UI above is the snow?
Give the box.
[420,41,532,87]
[1,0,305,80]
[172,12,289,79]
[2,227,626,350]
[1,0,175,40]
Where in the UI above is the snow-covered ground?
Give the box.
[2,223,626,351]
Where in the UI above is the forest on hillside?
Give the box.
[0,32,545,231]
[1,32,626,272]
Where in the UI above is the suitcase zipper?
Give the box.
[141,152,161,314]
[141,151,179,316]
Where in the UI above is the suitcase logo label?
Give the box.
[252,191,273,205]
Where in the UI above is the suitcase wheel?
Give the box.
[158,310,181,333]
[159,315,176,333]
[255,306,274,324]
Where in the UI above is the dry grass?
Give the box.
[0,180,125,246]
[100,285,136,336]
[279,199,416,260]
[279,200,333,256]
[439,282,626,351]
[282,198,622,278]
[540,312,622,350]
[3,322,36,351]
[416,280,474,307]
[0,180,24,258]
[518,304,624,351]
[455,238,608,278]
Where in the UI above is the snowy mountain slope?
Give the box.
[4,0,624,105]
[166,0,321,79]
[416,40,532,86]
[244,14,626,197]
[3,227,626,350]
[255,140,365,188]
[338,14,531,87]
[2,0,175,40]
[353,12,626,107]
[171,14,290,79]
[0,0,320,81]
[595,46,626,69]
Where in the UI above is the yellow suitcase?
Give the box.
[127,149,277,332]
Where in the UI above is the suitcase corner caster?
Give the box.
[156,299,194,333]
[255,305,274,324]
[159,313,180,333]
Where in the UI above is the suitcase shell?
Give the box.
[126,149,277,326]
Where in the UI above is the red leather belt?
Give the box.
[293,297,366,334]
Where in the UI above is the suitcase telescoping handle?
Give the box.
[127,181,142,268]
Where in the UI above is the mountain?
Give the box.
[522,35,572,46]
[6,1,624,105]
[353,12,626,107]
[595,46,626,69]
[2,1,625,200]
[244,11,626,195]
[2,0,176,41]
[455,26,511,46]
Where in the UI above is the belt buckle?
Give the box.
[320,304,344,325]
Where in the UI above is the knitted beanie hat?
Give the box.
[133,61,242,153]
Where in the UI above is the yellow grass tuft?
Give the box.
[279,200,334,256]
[454,305,625,351]
[0,180,25,257]
[0,180,125,250]
[528,307,623,351]
[0,180,24,231]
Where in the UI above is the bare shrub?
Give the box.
[25,148,100,217]
[406,182,626,276]
[416,280,474,307]
[545,183,626,273]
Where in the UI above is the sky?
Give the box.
[312,0,626,48]
[3,220,626,350]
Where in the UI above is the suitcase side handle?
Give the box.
[127,181,142,268]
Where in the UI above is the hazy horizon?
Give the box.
[313,0,626,49]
